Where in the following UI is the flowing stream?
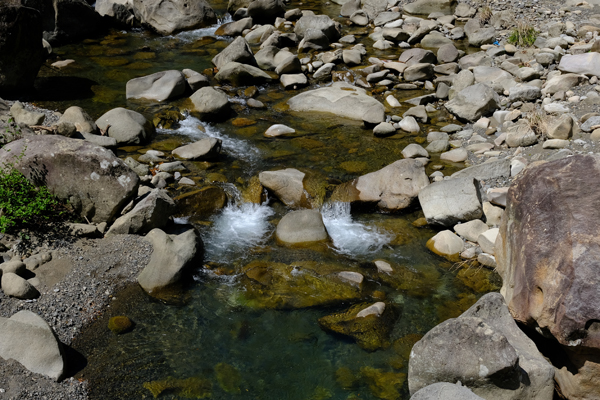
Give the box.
[36,1,503,398]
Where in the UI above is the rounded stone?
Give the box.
[276,209,328,245]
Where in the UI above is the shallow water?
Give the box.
[36,3,503,399]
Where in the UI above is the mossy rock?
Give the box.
[143,376,212,398]
[153,109,184,129]
[436,292,478,321]
[335,367,359,390]
[241,176,265,204]
[364,262,441,298]
[386,333,422,370]
[133,52,156,60]
[232,118,256,127]
[108,316,134,334]
[215,362,242,394]
[174,186,227,219]
[238,260,364,309]
[91,57,129,67]
[318,302,399,351]
[126,61,154,70]
[360,367,406,400]
[339,161,368,174]
[456,266,501,293]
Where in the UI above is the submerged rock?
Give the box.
[318,302,399,351]
[108,316,134,334]
[239,260,364,309]
[287,82,385,125]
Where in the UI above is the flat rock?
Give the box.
[172,137,222,160]
[259,168,306,208]
[418,177,483,227]
[276,209,328,245]
[126,70,187,102]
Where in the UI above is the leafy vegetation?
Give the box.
[508,22,537,47]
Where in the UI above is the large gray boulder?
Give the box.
[287,82,385,125]
[403,0,456,15]
[0,311,65,380]
[473,66,516,94]
[57,106,97,134]
[172,137,221,160]
[259,168,306,208]
[294,14,340,42]
[211,36,256,70]
[214,61,272,86]
[408,293,555,400]
[558,53,600,78]
[276,209,328,245]
[411,382,485,400]
[450,159,511,181]
[445,83,500,122]
[95,0,135,25]
[215,17,253,36]
[247,0,285,24]
[332,159,429,211]
[126,70,187,102]
[0,5,45,94]
[418,178,483,227]
[138,227,203,296]
[542,73,587,95]
[189,87,231,121]
[1,273,39,299]
[131,0,216,35]
[106,189,176,235]
[95,107,156,145]
[0,135,139,223]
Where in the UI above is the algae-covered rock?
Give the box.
[336,367,359,389]
[436,292,477,321]
[456,266,501,293]
[143,376,212,398]
[241,176,265,204]
[238,260,364,309]
[174,186,227,219]
[387,333,423,369]
[365,262,441,298]
[215,362,242,394]
[360,367,406,400]
[108,316,134,334]
[318,302,399,351]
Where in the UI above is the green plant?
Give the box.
[0,166,61,233]
[508,22,537,47]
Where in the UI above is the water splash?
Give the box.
[159,115,261,164]
[172,15,233,42]
[321,202,392,257]
[203,202,275,263]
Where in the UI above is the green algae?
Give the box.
[107,316,133,334]
[318,302,399,351]
[360,367,406,400]
[215,362,242,394]
[335,367,359,390]
[143,376,212,398]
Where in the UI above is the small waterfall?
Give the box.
[321,202,392,257]
[172,14,233,42]
[160,115,261,165]
[202,185,274,264]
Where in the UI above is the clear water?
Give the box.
[31,2,503,398]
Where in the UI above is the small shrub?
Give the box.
[0,166,62,233]
[508,22,537,47]
[478,5,493,24]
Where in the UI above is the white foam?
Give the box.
[203,203,275,262]
[321,202,392,257]
[172,15,233,42]
[160,115,261,164]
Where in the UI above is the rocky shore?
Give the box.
[0,0,599,398]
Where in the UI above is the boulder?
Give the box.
[0,135,139,223]
[182,69,208,93]
[508,85,542,102]
[426,230,464,260]
[106,189,176,235]
[361,0,388,20]
[42,0,103,45]
[403,0,456,15]
[57,106,97,134]
[280,73,308,89]
[215,17,253,36]
[125,70,187,102]
[547,115,573,140]
[436,43,459,63]
[173,186,227,218]
[264,124,295,137]
[172,137,221,160]
[298,28,330,50]
[95,107,155,145]
[451,159,511,181]
[478,228,498,255]
[1,272,39,299]
[472,66,516,94]
[247,0,285,24]
[445,83,500,122]
[0,5,45,94]
[558,53,600,78]
[331,159,429,211]
[403,63,434,82]
[398,48,437,66]
[138,227,203,295]
[131,0,216,35]
[276,209,328,245]
[214,61,272,86]
[189,87,231,121]
[454,219,488,242]
[440,147,467,162]
[418,178,483,227]
[287,82,385,125]
[496,155,600,400]
[259,168,306,208]
[95,0,135,25]
[467,27,496,47]
[10,102,45,126]
[0,311,65,380]
[408,293,555,400]
[294,14,340,42]
[411,383,484,400]
[401,143,428,159]
[211,37,256,70]
[505,122,538,148]
[542,73,587,95]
